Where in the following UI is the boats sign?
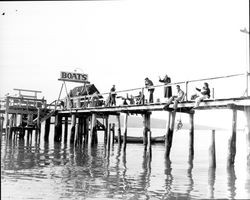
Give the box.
[58,71,89,83]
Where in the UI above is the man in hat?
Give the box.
[110,85,117,106]
[145,77,154,103]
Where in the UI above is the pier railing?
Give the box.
[63,72,249,109]
[1,96,47,111]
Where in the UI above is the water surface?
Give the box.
[1,127,250,199]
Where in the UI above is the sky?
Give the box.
[0,0,249,128]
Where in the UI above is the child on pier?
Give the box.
[163,85,185,110]
[192,82,210,108]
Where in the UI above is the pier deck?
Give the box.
[58,96,250,115]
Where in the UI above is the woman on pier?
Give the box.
[159,74,172,98]
[193,82,210,108]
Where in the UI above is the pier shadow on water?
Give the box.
[1,130,250,199]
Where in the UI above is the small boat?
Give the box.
[114,135,165,144]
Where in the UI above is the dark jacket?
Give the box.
[159,76,172,98]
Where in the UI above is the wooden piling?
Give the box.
[54,114,62,142]
[123,113,128,152]
[104,116,109,145]
[189,113,194,158]
[116,115,122,146]
[44,117,51,142]
[165,111,176,158]
[107,123,111,151]
[209,130,216,168]
[4,97,9,132]
[111,123,115,145]
[78,117,84,146]
[8,114,14,139]
[227,109,237,167]
[244,106,250,166]
[64,117,68,143]
[146,113,151,152]
[147,130,152,153]
[75,117,79,146]
[90,113,97,146]
[143,113,148,147]
[37,108,41,131]
[0,115,3,133]
[70,114,76,144]
[83,116,89,145]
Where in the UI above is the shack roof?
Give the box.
[69,84,102,98]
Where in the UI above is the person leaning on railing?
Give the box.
[192,82,210,108]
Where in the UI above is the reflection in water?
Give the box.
[187,155,194,197]
[246,165,250,199]
[1,130,250,199]
[208,167,216,199]
[227,166,236,199]
[163,158,173,199]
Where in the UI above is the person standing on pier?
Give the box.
[192,82,210,108]
[163,85,185,110]
[145,77,154,103]
[159,74,172,98]
[110,85,117,106]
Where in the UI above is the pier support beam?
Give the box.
[143,114,148,147]
[227,109,237,167]
[76,117,84,146]
[116,115,122,146]
[123,113,128,152]
[4,97,10,132]
[209,130,216,168]
[75,117,80,146]
[0,115,3,133]
[64,117,68,143]
[107,123,111,151]
[83,116,89,145]
[111,123,115,145]
[44,117,51,142]
[90,113,97,146]
[104,115,109,145]
[244,107,250,166]
[165,111,176,158]
[70,114,76,144]
[143,112,151,149]
[54,114,62,142]
[37,108,41,132]
[189,113,194,158]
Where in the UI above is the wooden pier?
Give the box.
[1,72,250,169]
